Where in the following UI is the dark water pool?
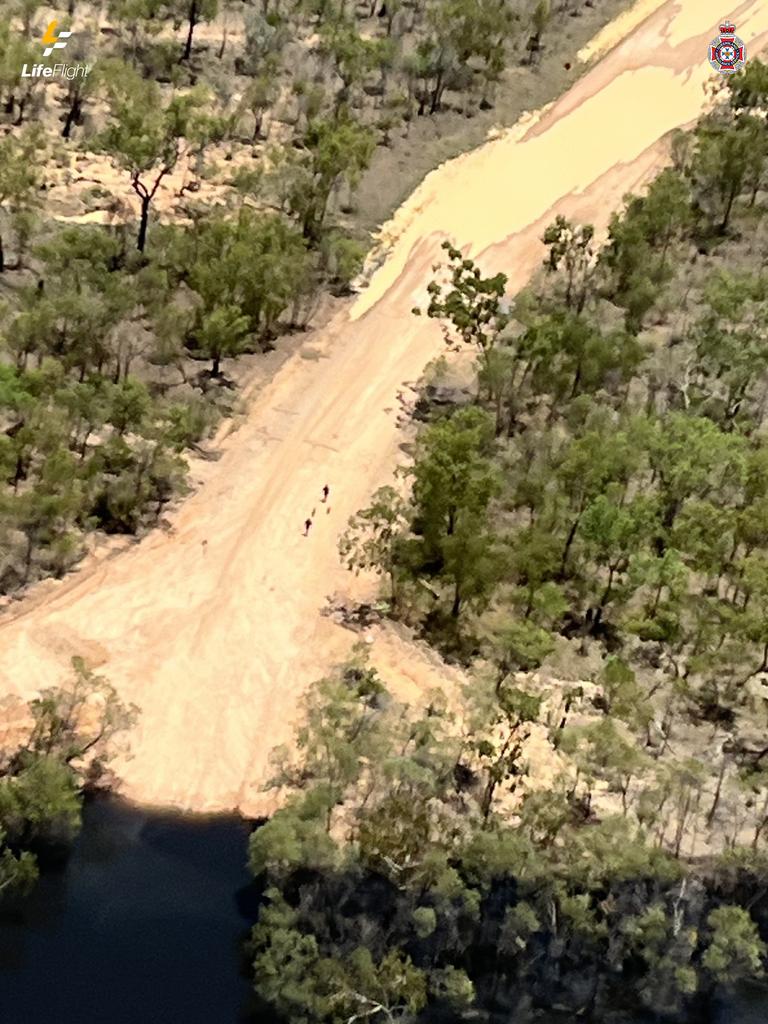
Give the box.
[0,795,270,1024]
[713,985,768,1024]
[0,793,765,1024]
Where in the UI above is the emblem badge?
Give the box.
[709,21,747,75]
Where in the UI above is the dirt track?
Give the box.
[2,0,767,815]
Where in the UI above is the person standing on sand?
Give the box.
[303,518,312,536]
[322,485,330,503]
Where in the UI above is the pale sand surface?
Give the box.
[577,0,668,64]
[2,0,767,816]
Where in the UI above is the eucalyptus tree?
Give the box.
[98,66,207,251]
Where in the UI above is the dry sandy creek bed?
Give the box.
[1,0,767,816]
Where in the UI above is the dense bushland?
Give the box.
[0,0,614,594]
[237,61,768,1024]
[249,658,768,1023]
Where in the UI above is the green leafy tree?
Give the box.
[407,6,459,115]
[421,242,510,380]
[0,129,41,272]
[59,41,102,139]
[490,620,556,679]
[0,834,37,898]
[318,16,380,110]
[169,209,313,343]
[634,168,692,266]
[408,407,501,617]
[339,485,409,603]
[99,69,206,250]
[688,271,768,428]
[542,216,595,313]
[562,717,649,815]
[197,304,250,376]
[703,905,766,986]
[553,411,641,576]
[334,947,428,1023]
[727,58,768,113]
[579,490,658,625]
[249,797,339,878]
[596,171,691,332]
[251,896,330,1020]
[647,413,746,535]
[470,680,542,822]
[0,661,136,898]
[239,74,279,141]
[622,902,698,1015]
[294,114,376,242]
[690,114,767,234]
[26,656,138,771]
[0,755,80,848]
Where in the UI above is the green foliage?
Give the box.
[0,841,38,896]
[0,659,135,900]
[198,304,250,376]
[167,208,314,344]
[0,128,42,271]
[422,242,510,374]
[98,67,208,250]
[249,797,339,878]
[621,902,699,1015]
[0,0,662,606]
[703,906,766,986]
[27,656,138,770]
[689,113,768,234]
[293,114,376,241]
[728,60,768,113]
[411,905,437,938]
[493,619,555,672]
[0,755,81,847]
[320,231,367,294]
[542,215,595,313]
[339,485,409,603]
[325,88,768,1024]
[599,168,691,331]
[0,207,312,595]
[408,406,501,617]
[249,664,768,1023]
[251,895,329,1021]
[172,0,219,61]
[430,965,475,1008]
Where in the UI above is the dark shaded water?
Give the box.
[0,795,271,1024]
[715,987,768,1024]
[0,794,764,1024]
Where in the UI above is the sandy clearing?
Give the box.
[354,0,766,317]
[2,0,767,817]
[577,0,669,64]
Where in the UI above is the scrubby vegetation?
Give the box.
[244,61,768,1022]
[343,62,768,808]
[0,0,617,595]
[249,657,768,1023]
[0,657,135,897]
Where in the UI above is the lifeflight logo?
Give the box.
[41,20,71,57]
[20,19,90,79]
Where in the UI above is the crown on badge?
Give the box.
[719,22,736,35]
